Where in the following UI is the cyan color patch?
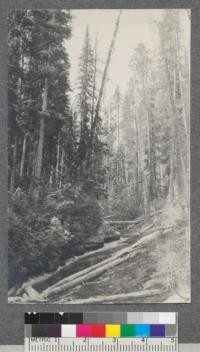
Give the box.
[135,324,150,337]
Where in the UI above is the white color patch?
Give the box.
[61,324,76,337]
[159,313,176,324]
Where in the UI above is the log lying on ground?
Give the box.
[105,220,144,225]
[13,209,166,299]
[41,254,135,299]
[42,250,141,298]
[59,288,164,304]
[23,286,42,301]
[105,209,163,226]
[8,284,20,297]
[14,271,62,297]
[11,210,162,297]
[14,237,128,297]
[140,222,156,233]
[41,230,145,294]
[13,256,77,296]
[41,229,162,299]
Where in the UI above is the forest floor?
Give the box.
[9,208,190,304]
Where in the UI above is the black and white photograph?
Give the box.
[8,9,190,304]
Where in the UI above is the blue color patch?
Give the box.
[135,324,150,337]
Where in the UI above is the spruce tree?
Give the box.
[76,26,95,177]
[8,10,72,194]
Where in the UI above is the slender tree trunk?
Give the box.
[20,133,28,177]
[91,37,98,127]
[49,166,53,189]
[142,71,151,211]
[59,143,65,189]
[160,28,186,202]
[56,136,60,187]
[34,78,48,179]
[10,132,18,194]
[159,27,176,201]
[116,99,120,184]
[87,38,98,177]
[88,10,122,164]
[134,83,148,214]
[174,27,189,141]
[133,96,140,204]
[10,41,23,192]
[148,95,157,201]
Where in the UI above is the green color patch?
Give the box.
[120,324,135,337]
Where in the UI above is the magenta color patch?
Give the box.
[76,324,91,337]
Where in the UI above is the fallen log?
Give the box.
[59,288,164,304]
[41,229,162,299]
[41,231,143,294]
[24,286,42,301]
[41,254,134,299]
[8,285,20,297]
[104,214,115,219]
[140,222,156,233]
[13,238,128,297]
[13,210,165,297]
[105,220,144,225]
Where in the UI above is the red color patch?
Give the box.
[91,324,105,337]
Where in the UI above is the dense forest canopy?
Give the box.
[8,9,190,297]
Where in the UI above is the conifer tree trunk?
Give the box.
[160,29,187,201]
[142,69,151,211]
[134,80,148,214]
[56,136,61,187]
[89,10,122,160]
[174,27,189,153]
[59,143,65,189]
[149,96,157,201]
[20,133,28,177]
[10,132,18,194]
[34,78,48,179]
[133,98,140,204]
[91,37,98,126]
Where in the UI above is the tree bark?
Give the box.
[91,36,98,126]
[56,136,60,186]
[20,133,28,177]
[134,80,148,214]
[159,24,188,204]
[34,78,48,179]
[10,132,18,194]
[59,143,65,189]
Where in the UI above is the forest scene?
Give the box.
[8,9,190,304]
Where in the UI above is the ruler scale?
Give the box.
[25,338,178,352]
[24,313,178,352]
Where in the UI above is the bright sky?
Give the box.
[66,9,190,102]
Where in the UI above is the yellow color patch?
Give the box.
[106,324,120,337]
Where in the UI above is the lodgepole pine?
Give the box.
[34,78,48,179]
[10,132,18,193]
[20,132,29,177]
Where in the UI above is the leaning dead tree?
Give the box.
[87,10,122,168]
[92,10,122,133]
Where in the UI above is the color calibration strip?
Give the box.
[25,312,177,338]
[25,323,177,338]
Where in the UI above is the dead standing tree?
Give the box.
[86,10,122,174]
